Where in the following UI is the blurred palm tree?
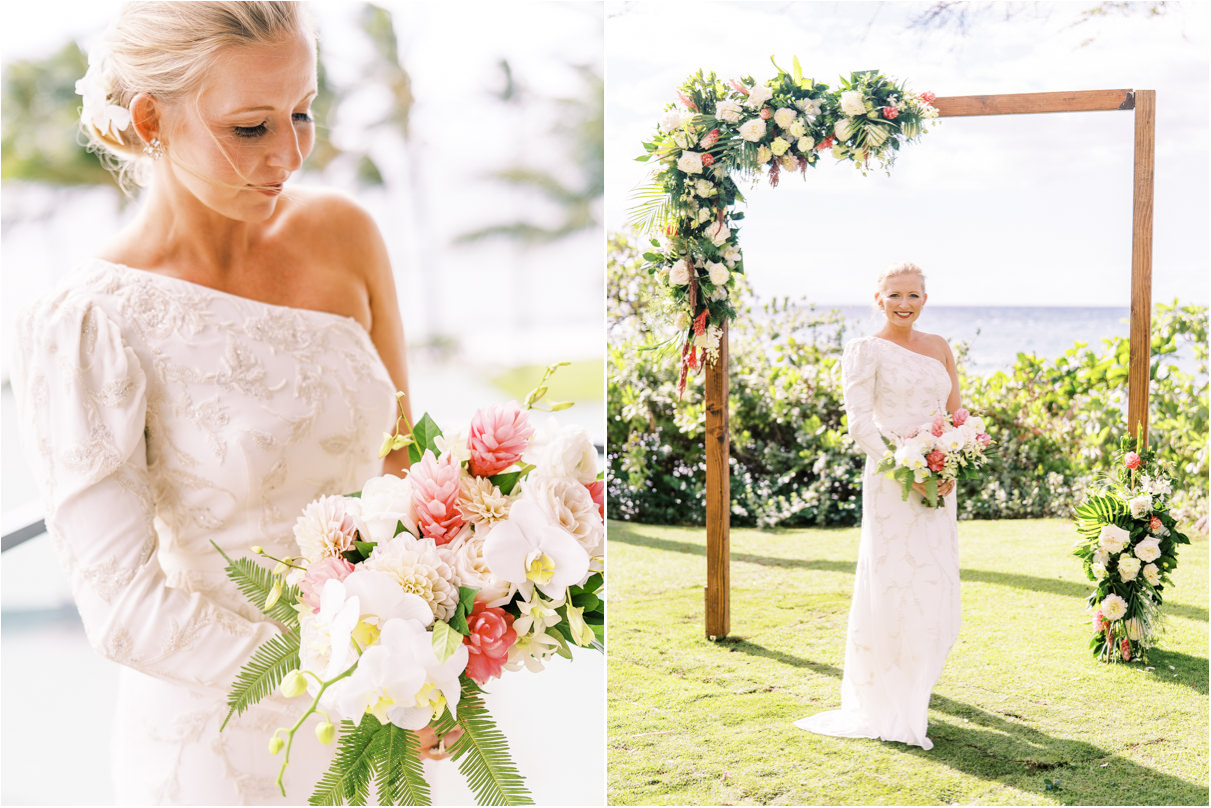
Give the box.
[455,59,604,246]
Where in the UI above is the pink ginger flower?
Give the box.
[729,79,750,96]
[586,480,605,521]
[467,402,534,478]
[926,450,947,472]
[930,414,948,437]
[410,450,465,545]
[463,601,517,684]
[976,433,992,448]
[701,152,716,166]
[1124,451,1141,469]
[676,91,697,111]
[816,135,835,151]
[700,128,720,148]
[882,106,899,119]
[952,408,969,426]
[1120,638,1132,661]
[299,557,355,613]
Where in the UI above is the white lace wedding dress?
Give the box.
[795,336,961,750]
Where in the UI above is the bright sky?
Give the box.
[605,0,1209,307]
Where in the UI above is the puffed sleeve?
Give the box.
[10,292,280,692]
[841,338,889,461]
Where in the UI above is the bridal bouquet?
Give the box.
[215,366,604,805]
[1073,436,1190,664]
[877,408,993,507]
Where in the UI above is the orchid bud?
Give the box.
[280,670,307,698]
[316,722,336,745]
[268,735,285,755]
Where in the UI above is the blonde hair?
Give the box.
[876,261,927,293]
[80,1,314,191]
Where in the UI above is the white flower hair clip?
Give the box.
[75,47,131,143]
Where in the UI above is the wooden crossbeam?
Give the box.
[933,89,1134,117]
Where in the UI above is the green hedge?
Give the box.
[607,229,1208,527]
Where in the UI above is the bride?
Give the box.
[10,2,597,803]
[795,261,961,751]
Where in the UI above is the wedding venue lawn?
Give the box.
[607,518,1209,806]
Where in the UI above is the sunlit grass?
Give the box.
[607,518,1208,805]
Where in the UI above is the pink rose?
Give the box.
[1149,516,1162,532]
[930,414,947,437]
[882,106,899,119]
[586,479,605,521]
[926,450,946,472]
[952,408,969,426]
[411,450,465,545]
[463,601,517,684]
[1124,452,1141,469]
[299,557,356,613]
[467,402,534,477]
[920,91,937,104]
[701,153,715,166]
[976,433,991,448]
[759,107,772,120]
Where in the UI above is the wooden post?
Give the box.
[1128,90,1155,447]
[704,320,730,639]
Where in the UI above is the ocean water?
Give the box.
[821,304,1134,376]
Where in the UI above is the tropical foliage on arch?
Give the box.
[632,60,939,394]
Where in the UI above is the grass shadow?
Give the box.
[1140,648,1210,696]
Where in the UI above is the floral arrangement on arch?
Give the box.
[215,365,604,805]
[1073,436,1190,664]
[631,60,938,395]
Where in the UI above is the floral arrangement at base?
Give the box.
[877,408,994,507]
[630,59,938,394]
[1073,435,1190,663]
[215,364,604,805]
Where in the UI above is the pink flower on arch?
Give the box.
[729,79,749,96]
[1124,451,1141,469]
[882,106,899,119]
[411,450,465,545]
[1120,638,1132,661]
[760,107,772,120]
[920,91,937,105]
[467,402,534,478]
[1149,515,1163,532]
[701,153,716,167]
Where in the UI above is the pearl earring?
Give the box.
[144,138,165,159]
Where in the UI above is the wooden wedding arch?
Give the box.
[704,89,1156,639]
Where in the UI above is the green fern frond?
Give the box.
[1075,494,1127,539]
[224,555,302,628]
[222,629,300,729]
[370,723,431,806]
[309,716,383,806]
[626,183,671,233]
[436,682,533,806]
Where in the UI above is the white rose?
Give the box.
[668,259,691,286]
[965,416,986,434]
[788,119,807,138]
[721,245,741,266]
[756,145,772,163]
[796,136,815,153]
[1117,555,1142,582]
[739,118,767,142]
[1090,562,1107,581]
[1100,593,1128,621]
[1128,494,1153,519]
[839,90,867,117]
[1133,537,1162,563]
[358,474,419,543]
[745,84,773,108]
[439,530,512,607]
[1097,523,1130,555]
[706,261,729,286]
[715,98,743,123]
[1092,549,1109,567]
[780,155,798,171]
[696,207,711,224]
[709,286,728,302]
[677,150,704,175]
[694,179,715,197]
[1142,563,1161,586]
[770,137,790,156]
[660,108,689,132]
[532,424,599,485]
[773,107,797,129]
[705,221,731,247]
[522,477,604,565]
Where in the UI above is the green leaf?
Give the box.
[435,681,534,806]
[490,463,536,496]
[222,555,302,628]
[309,716,385,806]
[407,413,444,465]
[222,629,300,730]
[354,540,377,558]
[370,723,431,806]
[432,621,465,663]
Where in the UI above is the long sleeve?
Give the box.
[841,338,889,461]
[11,292,279,693]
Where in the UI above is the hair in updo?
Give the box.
[875,261,927,293]
[80,1,314,191]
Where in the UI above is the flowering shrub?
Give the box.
[1073,436,1191,662]
[608,229,1209,528]
[632,63,937,395]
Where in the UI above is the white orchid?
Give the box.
[482,499,590,599]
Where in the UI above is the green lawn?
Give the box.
[607,519,1208,806]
